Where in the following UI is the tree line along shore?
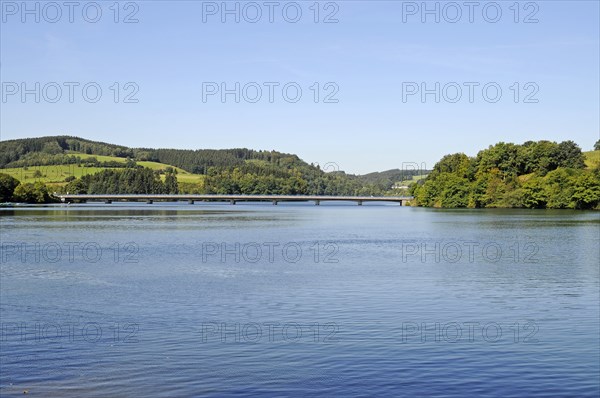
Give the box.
[1,136,598,209]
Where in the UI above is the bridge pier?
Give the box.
[58,195,415,206]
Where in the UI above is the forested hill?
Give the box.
[2,136,597,209]
[0,136,309,173]
[359,168,431,186]
[0,135,402,198]
[410,140,600,210]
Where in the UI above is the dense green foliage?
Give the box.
[1,172,57,203]
[65,167,178,194]
[2,136,598,208]
[411,141,599,209]
[13,182,54,203]
[0,136,131,168]
[164,168,179,194]
[1,136,385,196]
[357,168,430,191]
[61,161,381,196]
[204,163,382,195]
[145,148,302,174]
[1,152,131,169]
[0,136,309,174]
[0,173,20,202]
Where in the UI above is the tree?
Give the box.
[65,178,88,194]
[164,168,179,194]
[544,168,577,209]
[13,182,52,203]
[431,153,470,178]
[556,140,585,169]
[594,139,600,151]
[412,139,594,209]
[42,141,63,155]
[0,173,20,202]
[520,177,547,209]
[64,167,170,195]
[572,172,600,209]
[520,140,559,175]
[437,174,470,208]
[478,168,511,207]
[476,142,522,177]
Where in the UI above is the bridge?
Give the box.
[56,194,414,206]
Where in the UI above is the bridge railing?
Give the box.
[55,194,414,205]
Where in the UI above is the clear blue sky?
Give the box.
[1,0,598,174]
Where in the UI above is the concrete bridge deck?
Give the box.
[56,194,414,206]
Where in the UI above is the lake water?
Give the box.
[1,203,599,397]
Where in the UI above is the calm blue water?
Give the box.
[1,203,599,397]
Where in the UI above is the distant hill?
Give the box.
[358,168,430,190]
[0,136,311,173]
[0,136,406,196]
[2,136,596,206]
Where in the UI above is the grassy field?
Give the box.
[584,150,599,169]
[69,152,191,173]
[409,174,429,182]
[392,174,429,186]
[66,152,129,163]
[1,153,205,186]
[2,164,110,184]
[513,151,599,183]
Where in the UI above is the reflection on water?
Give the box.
[1,203,599,397]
